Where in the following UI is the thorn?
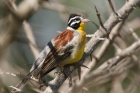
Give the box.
[91,21,99,29]
[129,28,139,41]
[77,66,81,80]
[131,5,136,9]
[80,64,89,69]
[127,0,136,9]
[82,87,89,92]
[129,3,136,9]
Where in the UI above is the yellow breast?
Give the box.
[71,29,86,62]
[58,22,86,66]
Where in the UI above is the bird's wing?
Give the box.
[11,30,75,92]
[37,30,75,78]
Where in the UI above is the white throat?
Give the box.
[67,26,75,31]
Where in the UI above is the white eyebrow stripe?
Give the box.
[68,16,79,24]
[70,20,80,26]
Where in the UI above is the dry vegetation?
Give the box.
[0,0,140,93]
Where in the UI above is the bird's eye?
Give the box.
[75,18,79,21]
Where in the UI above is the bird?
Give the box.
[11,13,89,93]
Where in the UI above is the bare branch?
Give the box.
[94,6,106,31]
[9,86,30,93]
[44,0,140,93]
[23,21,40,59]
[129,28,139,41]
[0,0,41,59]
[87,39,140,80]
[0,71,39,83]
[41,1,86,15]
[108,0,116,14]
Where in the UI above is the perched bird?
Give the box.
[11,13,89,92]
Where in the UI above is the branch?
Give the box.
[9,0,40,59]
[41,1,87,22]
[44,0,140,93]
[9,86,29,93]
[66,19,126,93]
[23,21,40,59]
[0,71,39,83]
[0,0,41,59]
[41,1,86,14]
[129,28,139,41]
[125,73,140,93]
[86,57,133,88]
[87,39,140,81]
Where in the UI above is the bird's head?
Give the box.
[67,13,90,30]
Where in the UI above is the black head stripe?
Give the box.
[68,13,81,21]
[67,13,82,30]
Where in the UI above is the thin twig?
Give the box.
[9,86,30,93]
[87,39,140,80]
[23,21,40,59]
[94,5,106,31]
[91,21,99,29]
[129,28,139,41]
[108,0,116,14]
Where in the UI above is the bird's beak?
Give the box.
[81,19,90,23]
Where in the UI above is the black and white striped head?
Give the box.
[67,13,89,30]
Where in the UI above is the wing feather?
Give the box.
[37,30,74,78]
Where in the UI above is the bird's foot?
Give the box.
[39,79,48,90]
[54,71,62,75]
[68,74,73,87]
[54,67,63,75]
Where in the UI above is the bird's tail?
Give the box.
[10,72,33,93]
